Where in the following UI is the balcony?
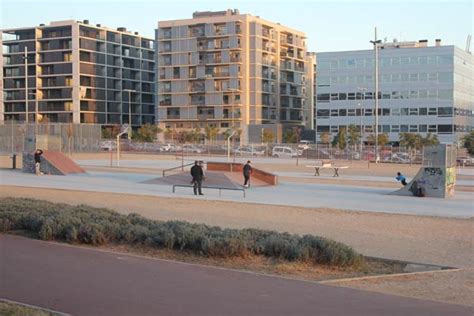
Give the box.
[160,100,172,106]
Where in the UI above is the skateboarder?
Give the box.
[34,149,44,176]
[243,160,253,188]
[396,172,407,186]
[190,161,204,195]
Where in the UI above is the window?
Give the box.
[330,93,339,101]
[317,93,330,102]
[410,90,418,99]
[428,90,437,98]
[317,109,330,118]
[438,125,452,133]
[401,74,409,82]
[410,73,418,82]
[382,125,390,133]
[382,108,390,116]
[331,109,338,117]
[401,108,408,116]
[400,125,409,132]
[173,67,180,79]
[392,91,400,99]
[428,108,437,115]
[428,125,437,132]
[364,109,373,116]
[438,107,453,117]
[419,125,427,132]
[381,74,391,83]
[392,108,400,116]
[382,91,391,99]
[409,108,418,116]
[347,109,356,116]
[339,109,347,116]
[364,126,373,133]
[391,125,400,133]
[409,125,418,132]
[330,126,339,133]
[348,93,355,100]
[428,73,437,81]
[339,93,347,100]
[419,107,427,115]
[419,90,428,98]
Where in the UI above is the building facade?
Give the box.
[0,20,155,127]
[156,9,313,143]
[315,41,473,144]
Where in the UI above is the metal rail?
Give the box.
[162,162,195,177]
[172,184,246,198]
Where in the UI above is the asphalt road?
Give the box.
[0,235,471,316]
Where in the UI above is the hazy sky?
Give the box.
[1,0,472,52]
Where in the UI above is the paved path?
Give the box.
[1,235,471,316]
[0,169,472,218]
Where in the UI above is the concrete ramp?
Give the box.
[390,145,456,198]
[23,151,85,175]
[390,166,455,198]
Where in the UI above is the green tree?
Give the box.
[462,131,474,155]
[336,128,347,150]
[421,133,440,147]
[399,132,421,149]
[283,129,297,143]
[102,125,121,139]
[320,131,331,145]
[347,124,361,147]
[132,124,162,142]
[204,125,219,143]
[367,133,389,147]
[262,128,275,143]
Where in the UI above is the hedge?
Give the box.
[0,198,363,267]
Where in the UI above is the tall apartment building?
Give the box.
[156,9,313,143]
[0,20,155,126]
[315,40,473,144]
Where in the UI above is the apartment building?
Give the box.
[0,20,155,127]
[156,9,313,143]
[315,40,473,144]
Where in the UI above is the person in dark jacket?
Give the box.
[34,149,43,176]
[190,161,204,195]
[243,160,253,187]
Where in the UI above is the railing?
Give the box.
[162,162,195,177]
[172,184,246,197]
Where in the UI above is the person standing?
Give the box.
[190,161,204,195]
[34,149,44,176]
[243,160,253,188]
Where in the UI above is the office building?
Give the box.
[156,9,313,143]
[0,20,156,126]
[315,40,473,144]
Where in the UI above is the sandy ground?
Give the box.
[325,269,474,307]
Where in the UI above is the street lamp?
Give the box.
[23,47,29,124]
[227,88,239,146]
[123,89,136,139]
[357,87,367,159]
[370,27,382,163]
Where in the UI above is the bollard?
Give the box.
[11,153,17,169]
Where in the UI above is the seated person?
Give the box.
[396,172,407,186]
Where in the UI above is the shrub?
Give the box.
[0,198,363,267]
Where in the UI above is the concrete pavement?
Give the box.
[1,235,471,316]
[0,168,472,218]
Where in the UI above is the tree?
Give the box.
[320,131,331,145]
[367,133,389,147]
[421,133,440,147]
[336,128,347,150]
[261,128,275,143]
[399,132,421,150]
[462,131,474,155]
[204,125,219,143]
[102,125,121,139]
[347,124,361,147]
[133,124,162,142]
[283,129,297,143]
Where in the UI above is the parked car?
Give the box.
[272,146,301,158]
[160,143,182,152]
[234,146,265,156]
[457,157,474,166]
[182,144,203,154]
[100,140,116,151]
[297,140,312,151]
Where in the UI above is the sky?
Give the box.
[0,0,472,52]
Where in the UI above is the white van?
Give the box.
[272,146,301,158]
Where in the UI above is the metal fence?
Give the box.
[103,139,424,164]
[0,123,102,154]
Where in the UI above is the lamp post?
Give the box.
[123,89,136,139]
[370,28,382,163]
[357,87,367,159]
[23,47,29,124]
[227,88,239,147]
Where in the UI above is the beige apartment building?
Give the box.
[0,20,155,126]
[156,9,314,143]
